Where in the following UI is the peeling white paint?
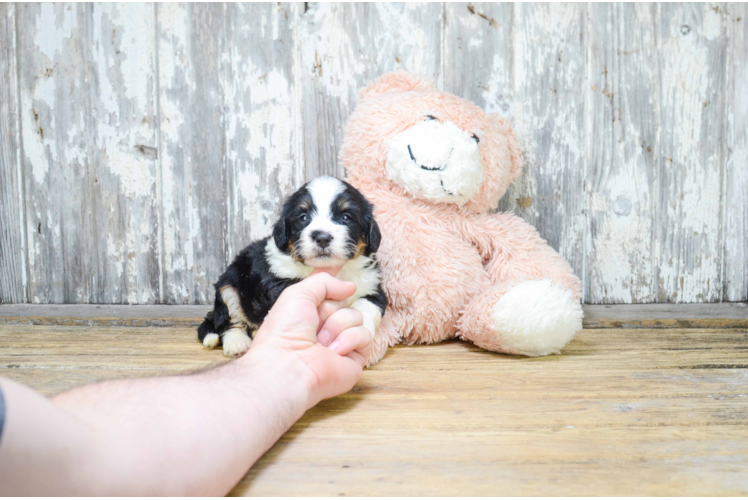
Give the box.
[34,3,73,60]
[657,3,724,302]
[702,5,722,41]
[5,2,743,305]
[482,54,512,117]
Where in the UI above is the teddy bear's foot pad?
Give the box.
[491,279,583,356]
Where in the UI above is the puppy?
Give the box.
[198,176,387,357]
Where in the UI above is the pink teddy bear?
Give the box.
[341,72,584,366]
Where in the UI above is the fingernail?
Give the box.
[329,340,341,353]
[318,330,331,345]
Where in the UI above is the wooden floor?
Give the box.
[1,305,747,496]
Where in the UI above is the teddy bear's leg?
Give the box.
[365,310,403,367]
[457,279,583,356]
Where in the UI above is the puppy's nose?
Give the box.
[311,231,333,248]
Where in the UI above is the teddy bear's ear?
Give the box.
[359,71,434,100]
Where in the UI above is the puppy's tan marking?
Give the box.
[355,238,367,257]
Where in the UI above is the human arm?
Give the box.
[0,272,371,496]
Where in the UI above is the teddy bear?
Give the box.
[340,71,584,367]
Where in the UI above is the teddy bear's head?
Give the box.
[342,72,522,213]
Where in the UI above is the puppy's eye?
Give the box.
[341,214,352,222]
[298,214,310,223]
[471,134,480,144]
[425,115,438,121]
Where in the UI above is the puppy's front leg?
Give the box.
[221,327,252,357]
[350,297,385,341]
[219,286,253,357]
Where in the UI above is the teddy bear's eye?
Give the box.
[471,134,480,144]
[425,115,438,121]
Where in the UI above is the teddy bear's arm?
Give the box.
[455,211,584,357]
[463,211,582,298]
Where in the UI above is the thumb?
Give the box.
[292,272,357,306]
[310,266,344,278]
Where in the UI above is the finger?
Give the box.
[346,350,367,369]
[310,266,343,278]
[319,354,364,400]
[317,299,348,330]
[328,326,372,356]
[317,308,364,346]
[284,273,357,306]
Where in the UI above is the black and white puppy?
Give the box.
[197,176,387,357]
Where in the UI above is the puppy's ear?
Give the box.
[273,218,290,252]
[363,210,381,254]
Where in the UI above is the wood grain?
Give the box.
[223,3,304,260]
[300,2,443,179]
[587,4,659,304]
[723,4,748,302]
[2,303,747,329]
[0,4,26,303]
[511,4,587,284]
[656,3,726,303]
[1,3,746,305]
[17,3,92,303]
[443,3,513,114]
[1,323,746,495]
[157,3,228,304]
[16,4,161,304]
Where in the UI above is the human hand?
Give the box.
[246,268,372,409]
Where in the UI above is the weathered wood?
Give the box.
[16,4,161,304]
[0,4,26,303]
[157,3,228,304]
[587,4,659,304]
[723,4,748,302]
[2,303,747,329]
[511,4,588,285]
[0,304,208,327]
[222,3,304,259]
[88,4,161,304]
[656,3,726,302]
[1,324,747,495]
[300,2,443,179]
[443,3,513,114]
[1,3,746,305]
[583,302,748,328]
[445,3,587,286]
[17,3,91,303]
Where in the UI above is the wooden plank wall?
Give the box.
[0,3,745,305]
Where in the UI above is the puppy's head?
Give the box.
[273,176,381,268]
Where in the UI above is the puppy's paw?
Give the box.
[222,328,252,357]
[202,333,220,349]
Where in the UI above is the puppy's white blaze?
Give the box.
[386,120,483,206]
[350,298,383,340]
[202,333,220,349]
[220,285,249,325]
[222,328,252,357]
[299,176,350,267]
[266,239,313,279]
[266,239,381,304]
